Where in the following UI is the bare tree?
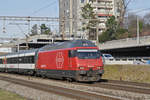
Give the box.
[144,13,150,24]
[143,12,150,35]
[118,0,133,27]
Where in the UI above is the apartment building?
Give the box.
[59,0,124,39]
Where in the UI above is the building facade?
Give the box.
[59,0,124,39]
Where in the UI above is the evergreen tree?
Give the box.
[40,24,52,35]
[30,24,52,36]
[31,24,38,36]
[81,3,98,40]
[99,16,128,43]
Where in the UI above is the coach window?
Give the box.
[0,59,2,64]
[10,58,13,63]
[24,57,28,63]
[29,56,32,63]
[6,58,9,64]
[13,57,18,63]
[22,57,25,63]
[24,56,31,63]
[27,56,31,63]
[10,58,14,64]
[19,57,23,63]
[25,56,29,63]
[28,56,34,64]
[15,57,18,63]
[19,58,21,63]
[12,58,15,63]
[31,56,34,63]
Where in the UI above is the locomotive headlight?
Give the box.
[97,66,104,70]
[79,67,85,70]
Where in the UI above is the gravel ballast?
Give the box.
[0,80,75,100]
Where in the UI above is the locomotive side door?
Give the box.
[0,56,5,72]
[3,56,7,72]
[68,50,77,69]
[68,50,73,69]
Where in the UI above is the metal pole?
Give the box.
[127,12,129,30]
[26,17,30,50]
[62,17,65,40]
[28,17,31,35]
[3,18,6,33]
[17,38,20,52]
[137,16,140,44]
[69,0,73,38]
[96,23,99,45]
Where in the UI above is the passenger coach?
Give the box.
[0,50,36,74]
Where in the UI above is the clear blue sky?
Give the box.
[0,0,150,17]
[0,0,59,17]
[128,0,150,16]
[0,0,59,38]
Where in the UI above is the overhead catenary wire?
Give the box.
[31,0,57,15]
[135,8,150,14]
[129,8,150,14]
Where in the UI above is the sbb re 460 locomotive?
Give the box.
[0,40,104,82]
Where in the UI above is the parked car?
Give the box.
[102,54,114,64]
[102,54,114,60]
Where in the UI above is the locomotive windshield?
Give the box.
[77,49,101,59]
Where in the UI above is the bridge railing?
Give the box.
[104,57,150,65]
[99,35,150,50]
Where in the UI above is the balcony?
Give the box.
[96,11,113,15]
[92,3,113,8]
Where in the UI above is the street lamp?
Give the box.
[136,16,140,44]
[127,9,147,45]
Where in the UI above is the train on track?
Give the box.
[0,40,104,82]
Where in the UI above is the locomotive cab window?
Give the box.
[68,50,77,57]
[77,49,101,59]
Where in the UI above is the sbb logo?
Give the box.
[56,52,64,68]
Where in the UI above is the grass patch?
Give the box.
[102,65,150,83]
[0,89,26,100]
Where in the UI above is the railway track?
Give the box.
[0,75,121,100]
[70,80,150,100]
[101,79,150,88]
[0,73,150,100]
[92,79,150,94]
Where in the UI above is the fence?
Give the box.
[104,57,150,65]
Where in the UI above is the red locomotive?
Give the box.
[0,40,104,82]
